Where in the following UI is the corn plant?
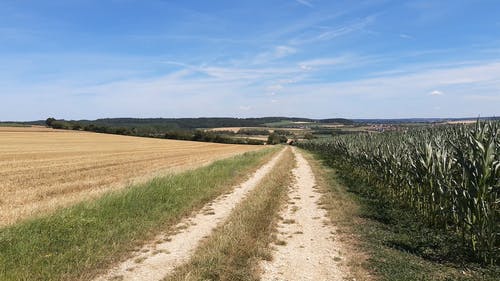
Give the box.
[298,121,499,265]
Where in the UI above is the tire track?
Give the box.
[260,148,346,281]
[93,148,287,281]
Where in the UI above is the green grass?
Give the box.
[0,147,279,281]
[305,150,500,281]
[165,148,295,281]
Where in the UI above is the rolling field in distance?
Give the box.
[0,126,262,226]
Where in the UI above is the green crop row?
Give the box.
[298,122,499,265]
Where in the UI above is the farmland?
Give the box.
[0,126,261,226]
[1,122,498,281]
[2,1,499,280]
[298,121,499,266]
[0,145,279,281]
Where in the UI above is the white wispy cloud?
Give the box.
[399,33,413,39]
[295,0,313,8]
[267,84,284,91]
[289,15,376,45]
[282,62,500,102]
[429,90,444,96]
[298,56,351,69]
[253,45,297,64]
[162,59,300,81]
[2,40,499,120]
[275,46,297,58]
[3,59,500,120]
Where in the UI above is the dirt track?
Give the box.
[94,148,287,281]
[260,148,346,280]
[95,147,348,281]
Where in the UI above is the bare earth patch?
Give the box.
[93,148,287,281]
[260,147,347,281]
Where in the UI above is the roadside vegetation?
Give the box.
[0,147,278,281]
[298,121,499,280]
[165,148,295,281]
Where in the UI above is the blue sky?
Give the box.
[1,0,499,120]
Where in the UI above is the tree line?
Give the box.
[45,118,270,145]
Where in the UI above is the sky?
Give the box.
[1,0,499,120]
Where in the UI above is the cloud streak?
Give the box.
[289,15,376,45]
[399,33,413,39]
[295,0,313,8]
[253,45,297,64]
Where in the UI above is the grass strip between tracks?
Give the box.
[165,148,295,281]
[0,146,279,281]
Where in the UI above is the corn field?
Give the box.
[298,121,499,265]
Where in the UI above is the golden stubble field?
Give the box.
[0,127,262,226]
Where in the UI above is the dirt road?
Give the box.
[95,147,348,281]
[260,148,346,280]
[94,148,287,281]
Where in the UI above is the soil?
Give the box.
[260,148,347,281]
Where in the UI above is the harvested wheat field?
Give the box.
[0,127,262,226]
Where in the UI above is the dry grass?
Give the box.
[0,127,262,226]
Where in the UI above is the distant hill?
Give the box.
[88,117,318,129]
[0,120,46,126]
[352,117,499,124]
[317,118,355,124]
[25,117,353,129]
[5,117,499,128]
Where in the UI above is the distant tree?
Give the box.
[237,128,269,135]
[71,123,82,130]
[246,138,265,145]
[279,134,288,143]
[114,127,130,135]
[45,117,56,127]
[50,120,69,129]
[304,132,314,140]
[83,124,96,131]
[274,129,292,136]
[192,130,204,141]
[267,133,288,145]
[44,118,264,145]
